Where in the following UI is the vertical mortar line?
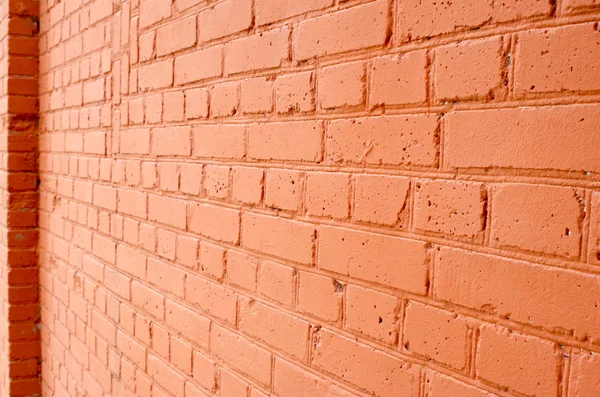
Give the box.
[579,188,591,263]
[365,59,372,113]
[391,0,400,48]
[348,172,354,225]
[560,346,572,397]
[509,33,517,101]
[483,184,493,247]
[397,298,407,351]
[469,325,480,379]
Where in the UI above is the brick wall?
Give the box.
[30,0,600,396]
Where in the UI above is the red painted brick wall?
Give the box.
[29,0,600,396]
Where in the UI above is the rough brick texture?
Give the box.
[0,0,590,396]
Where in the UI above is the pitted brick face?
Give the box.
[24,0,600,396]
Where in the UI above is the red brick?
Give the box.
[319,62,365,110]
[274,359,354,397]
[305,172,349,219]
[297,271,341,323]
[138,60,173,91]
[346,285,399,344]
[240,77,273,115]
[413,180,487,241]
[370,51,427,107]
[434,247,600,341]
[226,250,258,292]
[248,121,323,162]
[353,174,410,226]
[516,24,600,96]
[152,126,191,156]
[326,115,438,166]
[242,212,315,264]
[276,72,314,114]
[239,298,309,360]
[188,202,240,243]
[318,226,428,294]
[569,350,600,397]
[403,302,469,370]
[265,169,304,212]
[428,372,498,397]
[256,0,333,25]
[148,195,187,229]
[186,275,237,324]
[295,1,388,60]
[399,0,551,41]
[139,0,172,28]
[192,125,245,159]
[444,105,600,173]
[156,16,196,56]
[174,46,223,85]
[435,37,504,102]
[165,300,210,348]
[224,27,290,74]
[312,329,421,396]
[211,324,272,387]
[210,82,239,118]
[232,167,263,205]
[490,184,582,258]
[477,325,561,397]
[198,0,252,42]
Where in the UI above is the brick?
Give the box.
[319,62,365,110]
[116,244,147,279]
[147,257,185,298]
[152,126,191,156]
[312,329,421,396]
[516,24,600,95]
[199,241,225,280]
[258,260,294,306]
[116,330,146,368]
[140,0,172,28]
[413,180,487,240]
[176,235,199,268]
[370,51,427,107]
[186,275,237,323]
[274,359,355,397]
[296,1,388,60]
[297,272,341,323]
[305,172,349,219]
[589,192,600,265]
[165,300,210,348]
[163,91,184,122]
[444,105,600,173]
[265,169,304,212]
[428,372,498,397]
[224,27,290,74]
[346,285,399,344]
[185,88,209,119]
[256,0,333,25]
[104,266,131,300]
[192,125,245,159]
[239,299,309,360]
[240,77,273,114]
[226,250,258,292]
[203,165,231,199]
[120,128,150,154]
[156,16,196,56]
[188,202,240,243]
[562,0,600,13]
[354,175,410,226]
[477,325,561,397]
[145,94,163,123]
[220,369,249,397]
[569,350,600,397]
[158,162,180,192]
[118,188,147,219]
[232,167,263,205]
[211,324,272,387]
[326,115,438,166]
[318,226,428,294]
[148,195,187,229]
[210,82,239,118]
[435,37,504,102]
[490,184,582,258]
[276,72,314,114]
[93,184,117,211]
[242,212,315,264]
[248,121,323,162]
[131,281,165,320]
[139,60,173,91]
[399,0,551,41]
[148,355,185,396]
[180,163,203,195]
[434,247,600,341]
[174,46,223,85]
[404,302,469,370]
[198,0,252,42]
[192,351,216,391]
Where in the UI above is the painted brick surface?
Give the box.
[5,0,596,396]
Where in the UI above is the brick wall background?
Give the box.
[27,0,600,396]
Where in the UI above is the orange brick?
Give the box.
[163,91,184,122]
[346,285,399,344]
[147,257,185,297]
[256,0,333,25]
[198,0,252,42]
[156,16,196,56]
[265,169,304,212]
[131,281,165,320]
[297,271,342,323]
[188,202,240,244]
[148,195,187,229]
[199,241,226,279]
[276,72,314,114]
[147,355,185,396]
[165,300,210,348]
[318,62,365,110]
[354,174,410,226]
[220,369,249,397]
[226,250,258,292]
[240,77,273,115]
[370,51,427,107]
[428,372,498,397]
[490,184,582,258]
[274,359,355,397]
[180,163,203,195]
[120,128,150,154]
[174,46,223,85]
[232,166,263,205]
[588,192,600,265]
[248,121,323,162]
[185,88,209,119]
[476,325,561,397]
[186,275,237,324]
[192,351,216,391]
[305,172,349,219]
[258,260,294,306]
[152,126,191,156]
[210,81,239,118]
[562,0,600,13]
[295,1,388,60]
[139,0,172,28]
[403,302,469,370]
[318,226,428,294]
[569,350,600,397]
[203,165,230,200]
[138,60,173,91]
[224,27,290,74]
[192,125,245,160]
